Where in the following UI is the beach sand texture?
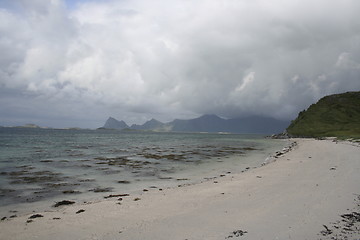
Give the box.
[0,139,359,240]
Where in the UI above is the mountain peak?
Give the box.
[198,114,223,120]
[148,118,161,123]
[103,117,129,129]
[131,118,164,130]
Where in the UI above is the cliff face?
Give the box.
[287,91,360,138]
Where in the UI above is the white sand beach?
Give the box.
[1,139,359,240]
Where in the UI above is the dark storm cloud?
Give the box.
[1,0,360,127]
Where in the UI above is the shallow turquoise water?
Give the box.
[0,128,286,214]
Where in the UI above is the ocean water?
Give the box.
[0,128,287,215]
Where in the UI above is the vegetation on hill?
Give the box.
[286,91,360,139]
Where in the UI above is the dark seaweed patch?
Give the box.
[8,170,65,185]
[0,188,16,196]
[226,229,248,238]
[89,187,113,193]
[53,200,75,207]
[117,180,131,184]
[139,153,186,161]
[62,190,81,194]
[318,194,360,239]
[40,160,53,163]
[78,178,96,182]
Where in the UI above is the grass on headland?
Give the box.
[286,91,360,140]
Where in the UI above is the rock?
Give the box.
[117,180,131,184]
[76,209,85,214]
[29,214,43,219]
[53,200,75,207]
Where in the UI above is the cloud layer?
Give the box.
[1,0,360,127]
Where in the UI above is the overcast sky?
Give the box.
[1,0,359,128]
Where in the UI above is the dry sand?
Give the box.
[0,139,359,240]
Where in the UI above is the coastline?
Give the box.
[0,139,359,240]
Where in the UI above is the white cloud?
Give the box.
[0,0,360,127]
[336,52,360,69]
[235,72,255,92]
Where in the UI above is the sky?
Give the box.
[0,0,360,128]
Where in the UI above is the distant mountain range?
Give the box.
[100,114,290,134]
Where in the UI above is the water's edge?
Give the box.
[0,129,290,216]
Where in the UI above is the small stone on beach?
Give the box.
[29,214,43,219]
[117,180,131,184]
[76,209,85,214]
[53,200,75,207]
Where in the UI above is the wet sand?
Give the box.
[0,139,359,240]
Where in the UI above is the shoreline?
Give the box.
[0,137,288,217]
[0,139,359,240]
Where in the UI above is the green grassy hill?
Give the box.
[287,91,360,138]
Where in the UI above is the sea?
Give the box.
[0,128,288,216]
